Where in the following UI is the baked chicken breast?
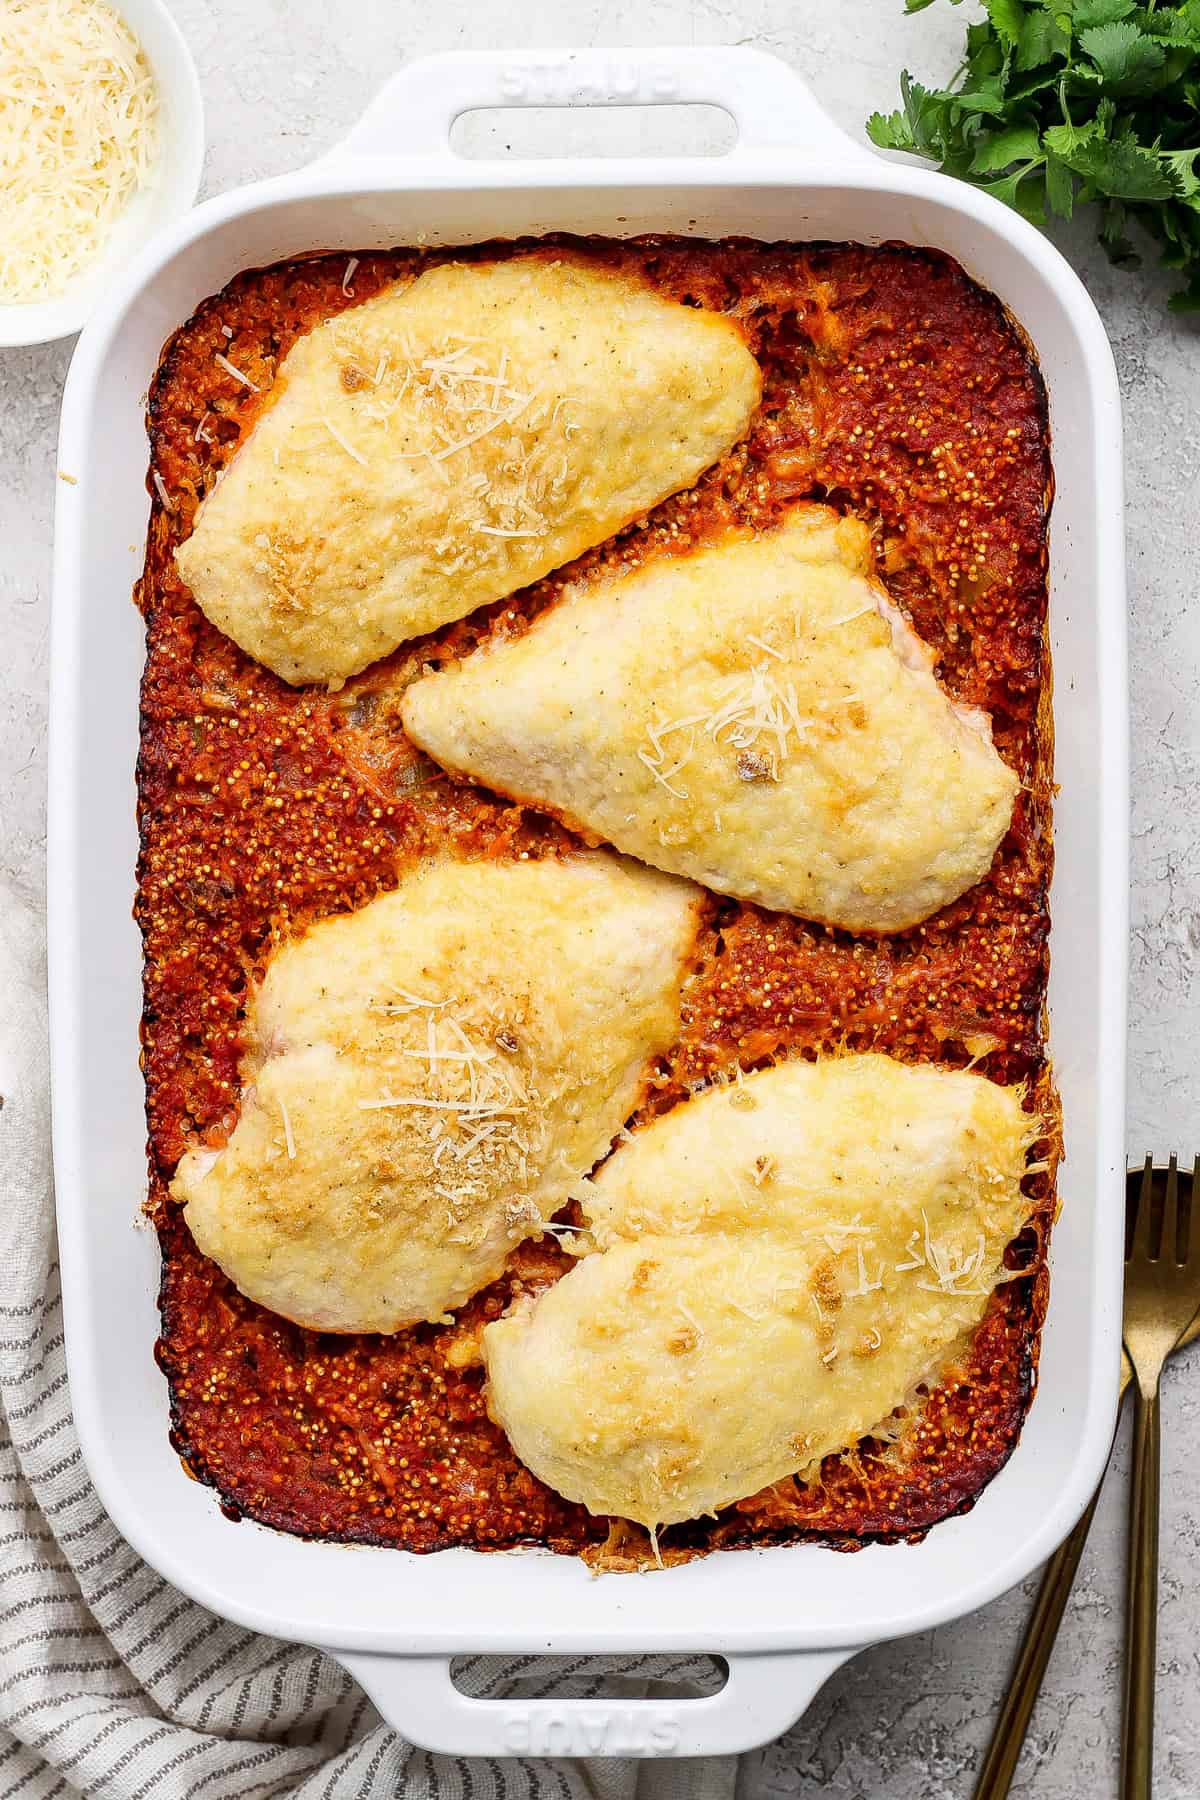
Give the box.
[174,255,761,685]
[171,854,701,1333]
[482,1054,1036,1528]
[402,505,1019,932]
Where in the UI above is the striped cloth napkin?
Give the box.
[0,884,736,1800]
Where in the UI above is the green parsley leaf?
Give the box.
[869,0,1200,312]
[1163,145,1200,194]
[1146,2,1200,48]
[1045,123,1177,195]
[1044,148,1077,216]
[1041,116,1105,163]
[971,121,1044,170]
[982,0,1029,50]
[953,86,1014,117]
[1070,0,1136,27]
[1016,11,1071,70]
[866,107,913,151]
[1078,20,1167,90]
[984,164,1048,220]
[898,70,961,155]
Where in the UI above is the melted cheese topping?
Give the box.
[171,854,701,1333]
[174,255,761,685]
[482,1055,1037,1528]
[0,0,159,305]
[401,504,1020,933]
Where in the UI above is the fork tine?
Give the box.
[1130,1155,1157,1262]
[1164,1153,1181,1265]
[1152,1156,1170,1258]
[1182,1156,1198,1264]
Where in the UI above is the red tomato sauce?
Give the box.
[141,238,1054,1563]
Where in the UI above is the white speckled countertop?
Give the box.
[2,2,1198,1793]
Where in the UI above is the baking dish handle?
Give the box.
[328,46,872,167]
[338,1647,855,1758]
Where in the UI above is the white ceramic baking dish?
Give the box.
[49,46,1128,1760]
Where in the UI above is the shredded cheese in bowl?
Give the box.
[0,0,160,306]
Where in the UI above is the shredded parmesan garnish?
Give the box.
[214,352,259,391]
[151,470,174,514]
[355,997,542,1230]
[726,1296,763,1321]
[636,744,692,801]
[333,329,575,556]
[277,1093,296,1161]
[704,665,809,769]
[372,988,456,1014]
[539,1221,586,1244]
[0,0,160,305]
[844,1241,885,1299]
[745,632,784,660]
[894,1228,925,1272]
[321,416,368,466]
[827,602,876,627]
[342,256,359,295]
[894,1212,990,1296]
[676,1300,704,1337]
[428,392,534,463]
[804,1214,872,1254]
[641,661,811,791]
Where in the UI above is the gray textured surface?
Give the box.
[2,1,1198,1794]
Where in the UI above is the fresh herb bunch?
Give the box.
[867,0,1200,310]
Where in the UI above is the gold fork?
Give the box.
[1120,1154,1200,1799]
[974,1160,1200,1800]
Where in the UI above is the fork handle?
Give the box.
[1122,1381,1161,1800]
[972,1484,1104,1799]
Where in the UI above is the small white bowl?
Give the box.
[0,0,204,349]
